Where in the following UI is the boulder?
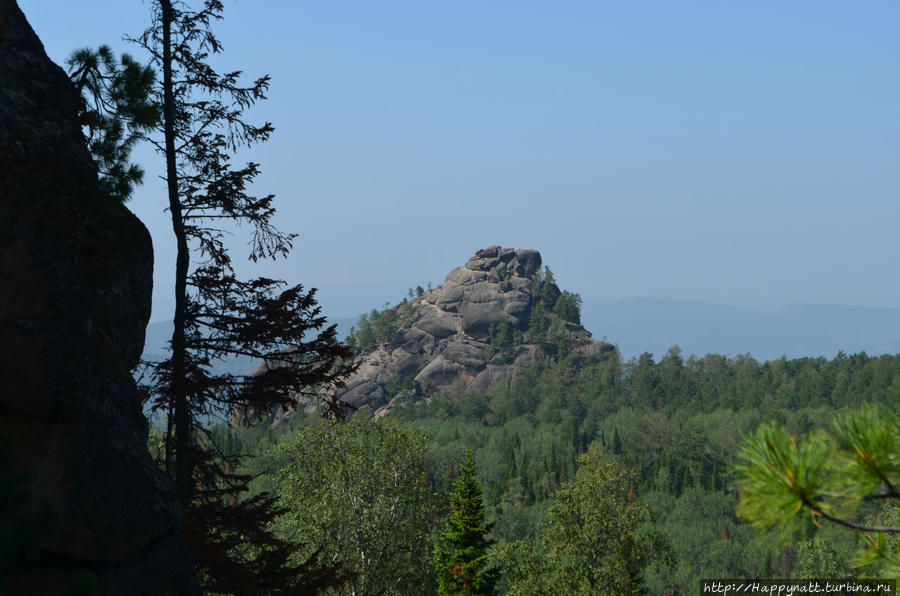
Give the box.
[413,307,458,338]
[440,340,491,370]
[415,355,465,387]
[474,245,500,259]
[384,349,426,378]
[574,339,618,359]
[467,364,510,394]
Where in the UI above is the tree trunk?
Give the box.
[161,0,192,505]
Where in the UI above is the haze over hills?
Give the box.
[146,298,900,371]
[143,321,258,378]
[580,299,900,361]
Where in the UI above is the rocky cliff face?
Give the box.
[310,246,615,417]
[0,2,200,594]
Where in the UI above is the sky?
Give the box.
[20,1,900,324]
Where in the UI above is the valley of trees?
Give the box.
[215,287,900,594]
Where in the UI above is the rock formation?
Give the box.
[0,2,200,593]
[280,246,615,418]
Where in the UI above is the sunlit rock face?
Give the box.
[0,2,201,593]
[279,246,615,418]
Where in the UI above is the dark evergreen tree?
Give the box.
[434,451,497,595]
[538,266,561,308]
[129,0,354,592]
[553,290,582,324]
[487,321,514,352]
[526,304,550,344]
[66,45,160,203]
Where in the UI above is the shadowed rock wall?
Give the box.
[0,1,200,593]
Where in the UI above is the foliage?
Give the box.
[525,306,550,345]
[225,336,900,592]
[385,374,418,399]
[503,446,668,595]
[67,45,160,203]
[552,291,582,325]
[272,415,442,595]
[183,437,351,595]
[487,322,514,351]
[390,348,900,591]
[434,450,498,595]
[129,0,353,591]
[641,487,777,593]
[521,267,583,348]
[534,266,561,309]
[735,404,900,577]
[793,524,856,577]
[734,424,832,537]
[347,298,416,354]
[487,322,518,363]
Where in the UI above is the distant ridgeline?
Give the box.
[258,246,615,420]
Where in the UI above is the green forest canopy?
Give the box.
[217,339,900,594]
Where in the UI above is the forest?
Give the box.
[207,287,900,594]
[3,0,897,593]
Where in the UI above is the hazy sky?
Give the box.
[20,1,900,322]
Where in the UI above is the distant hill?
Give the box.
[581,298,900,361]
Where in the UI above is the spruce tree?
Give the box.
[127,0,354,592]
[434,451,497,595]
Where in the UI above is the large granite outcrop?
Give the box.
[313,246,615,417]
[0,2,201,593]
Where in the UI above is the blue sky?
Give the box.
[20,1,900,322]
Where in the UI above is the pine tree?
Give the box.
[539,266,561,308]
[434,451,497,595]
[735,405,900,576]
[66,45,160,203]
[128,0,354,592]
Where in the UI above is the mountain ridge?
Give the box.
[582,298,900,361]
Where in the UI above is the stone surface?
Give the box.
[0,2,201,593]
[282,246,617,418]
